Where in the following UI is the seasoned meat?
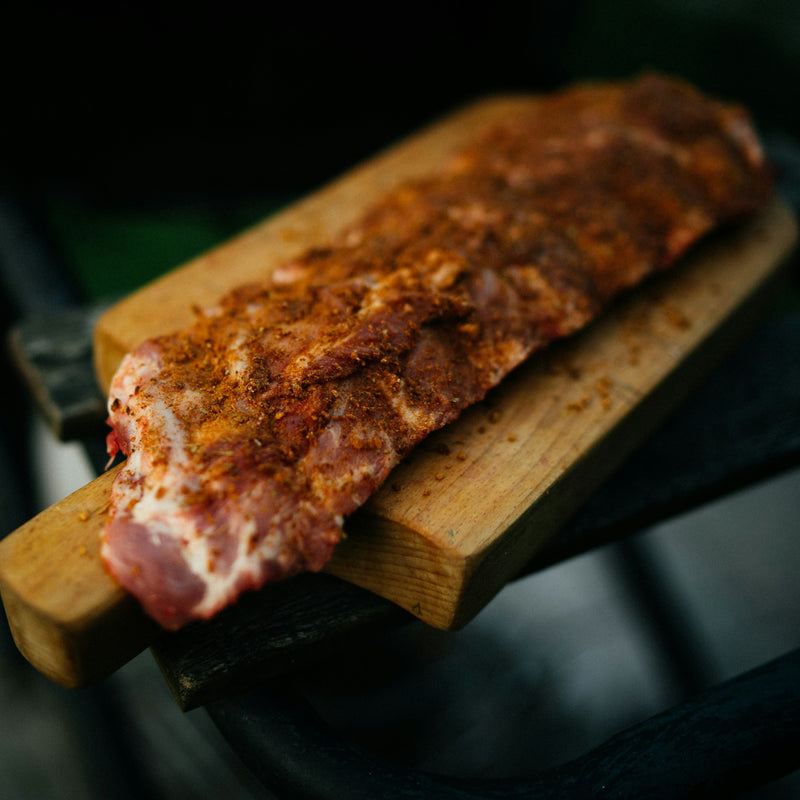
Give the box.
[101,74,771,629]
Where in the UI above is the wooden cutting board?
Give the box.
[0,95,797,690]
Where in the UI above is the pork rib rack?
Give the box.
[102,74,771,630]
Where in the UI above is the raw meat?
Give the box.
[101,74,771,629]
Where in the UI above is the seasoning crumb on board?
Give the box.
[567,396,591,412]
[564,362,583,381]
[596,376,612,409]
[663,303,692,329]
[624,335,642,365]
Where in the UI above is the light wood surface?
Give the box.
[0,94,796,689]
[0,465,159,686]
[334,194,797,628]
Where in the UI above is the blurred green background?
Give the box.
[2,1,798,303]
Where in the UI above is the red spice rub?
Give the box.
[101,73,771,629]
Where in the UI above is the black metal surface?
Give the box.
[152,572,408,712]
[8,307,109,441]
[208,647,800,800]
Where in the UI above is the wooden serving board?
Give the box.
[0,95,797,691]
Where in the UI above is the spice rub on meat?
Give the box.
[102,73,771,629]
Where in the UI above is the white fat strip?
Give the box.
[110,450,179,550]
[186,488,323,618]
[303,404,397,504]
[124,398,198,534]
[428,259,465,290]
[623,125,692,166]
[109,351,154,413]
[446,202,500,228]
[271,260,309,285]
[112,352,142,396]
[181,512,259,614]
[722,108,765,166]
[132,396,190,462]
[482,338,529,385]
[224,330,252,380]
[174,388,209,418]
[385,380,439,433]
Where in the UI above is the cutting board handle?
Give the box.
[0,466,157,687]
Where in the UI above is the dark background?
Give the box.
[4,2,799,192]
[2,1,799,300]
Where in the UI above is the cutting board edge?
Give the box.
[0,464,157,687]
[324,509,473,629]
[2,77,795,687]
[326,197,799,630]
[0,578,153,688]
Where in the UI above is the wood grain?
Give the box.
[0,466,159,686]
[327,194,798,628]
[0,93,796,689]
